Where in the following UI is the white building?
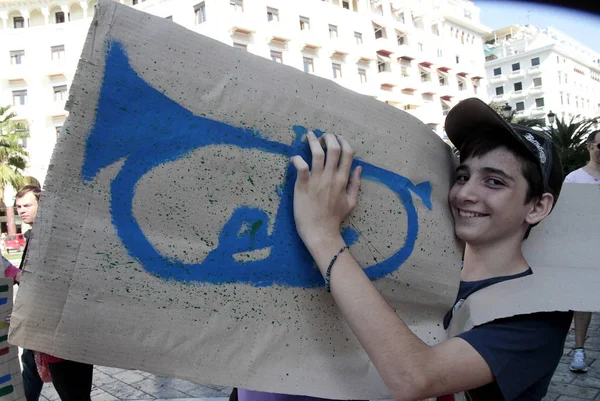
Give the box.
[0,0,490,184]
[484,25,600,125]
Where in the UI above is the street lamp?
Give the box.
[547,110,556,126]
[502,103,512,120]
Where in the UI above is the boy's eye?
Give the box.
[456,174,469,182]
[486,178,505,186]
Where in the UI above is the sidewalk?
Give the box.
[38,314,600,401]
[39,366,232,401]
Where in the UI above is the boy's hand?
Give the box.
[291,132,362,251]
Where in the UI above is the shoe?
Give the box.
[570,348,588,373]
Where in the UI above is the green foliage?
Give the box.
[0,105,29,195]
[547,115,598,175]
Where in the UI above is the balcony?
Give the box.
[491,94,507,102]
[377,71,401,87]
[531,107,546,116]
[49,99,67,117]
[299,29,322,49]
[228,10,258,35]
[396,44,416,60]
[4,64,26,81]
[508,70,525,79]
[420,80,437,94]
[528,66,542,75]
[510,90,528,99]
[374,36,396,54]
[489,75,507,84]
[399,75,420,91]
[529,86,544,95]
[264,21,293,43]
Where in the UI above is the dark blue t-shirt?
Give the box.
[444,269,572,401]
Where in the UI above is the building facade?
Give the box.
[484,25,600,126]
[0,0,490,185]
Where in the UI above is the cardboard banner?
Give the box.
[0,279,25,401]
[9,1,460,399]
[9,1,600,398]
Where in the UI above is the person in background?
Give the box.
[564,129,600,373]
[16,185,94,401]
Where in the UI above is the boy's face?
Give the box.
[588,136,600,165]
[16,192,38,225]
[448,147,534,246]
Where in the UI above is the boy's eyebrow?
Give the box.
[482,167,515,181]
[455,165,515,181]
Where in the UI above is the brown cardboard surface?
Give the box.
[449,183,600,337]
[8,1,461,399]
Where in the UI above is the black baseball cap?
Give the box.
[445,98,564,205]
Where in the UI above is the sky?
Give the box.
[473,1,600,53]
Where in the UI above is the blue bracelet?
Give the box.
[325,246,349,292]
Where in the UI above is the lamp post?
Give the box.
[502,103,512,121]
[547,110,556,127]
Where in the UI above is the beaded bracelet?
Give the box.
[324,246,349,293]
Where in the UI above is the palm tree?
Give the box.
[547,115,599,175]
[0,106,29,235]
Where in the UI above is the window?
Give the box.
[10,50,24,65]
[420,71,430,82]
[493,67,501,76]
[397,34,407,46]
[354,32,362,45]
[303,57,314,73]
[560,92,564,105]
[194,3,206,24]
[437,49,443,58]
[377,61,386,72]
[51,45,65,60]
[270,50,283,63]
[358,68,367,83]
[132,0,138,5]
[418,43,423,52]
[267,7,279,22]
[54,85,67,101]
[495,86,504,96]
[230,0,243,12]
[458,81,465,91]
[165,15,172,20]
[233,43,247,51]
[12,90,27,106]
[564,74,568,84]
[55,126,62,137]
[514,82,522,91]
[533,77,542,87]
[511,62,520,71]
[373,23,385,39]
[299,16,310,30]
[567,94,570,105]
[535,98,544,107]
[455,55,460,63]
[531,57,540,67]
[55,11,65,23]
[342,0,350,9]
[14,16,24,29]
[516,102,524,111]
[332,63,342,79]
[439,75,447,86]
[558,72,561,84]
[329,24,338,38]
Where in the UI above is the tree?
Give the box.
[547,115,598,175]
[0,106,29,235]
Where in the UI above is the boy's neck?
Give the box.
[461,238,530,281]
[585,160,600,175]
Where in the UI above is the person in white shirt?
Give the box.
[565,130,600,373]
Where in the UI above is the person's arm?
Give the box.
[291,133,493,401]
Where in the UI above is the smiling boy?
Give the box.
[290,97,571,400]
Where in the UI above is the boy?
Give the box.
[289,97,570,400]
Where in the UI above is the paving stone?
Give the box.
[40,384,60,401]
[554,372,577,384]
[572,376,600,389]
[101,380,155,400]
[548,382,599,399]
[91,389,121,401]
[185,385,232,398]
[112,370,148,385]
[152,377,201,394]
[543,392,560,401]
[556,397,593,401]
[131,378,190,399]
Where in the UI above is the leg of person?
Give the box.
[21,349,43,401]
[47,360,94,401]
[571,311,592,373]
[229,388,238,401]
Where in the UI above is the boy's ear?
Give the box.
[525,193,554,225]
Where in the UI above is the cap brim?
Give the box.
[445,98,531,157]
